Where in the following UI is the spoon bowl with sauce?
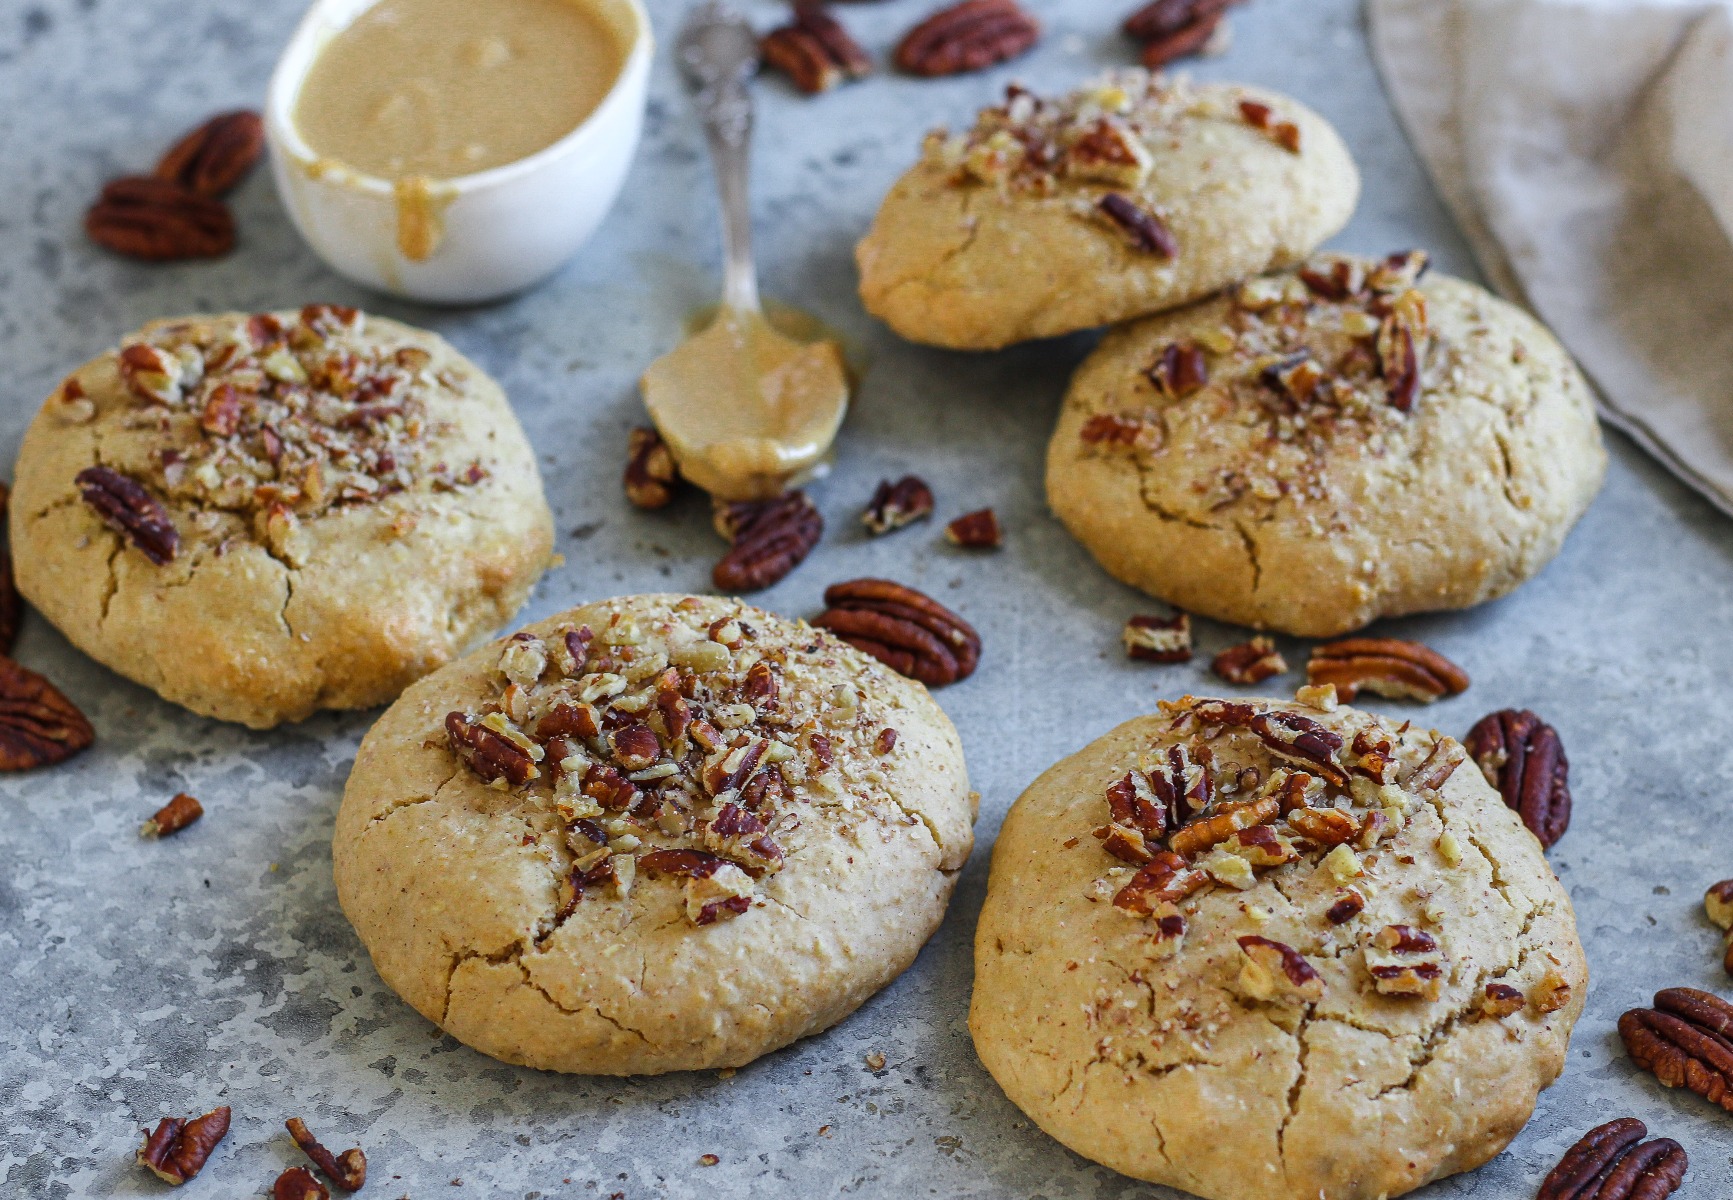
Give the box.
[639,3,850,502]
[265,0,652,302]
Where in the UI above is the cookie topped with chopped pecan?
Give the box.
[971,693,1586,1200]
[1047,255,1607,636]
[856,71,1358,349]
[334,593,973,1075]
[8,307,553,727]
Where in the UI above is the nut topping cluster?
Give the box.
[443,602,902,928]
[74,307,482,566]
[1086,698,1468,984]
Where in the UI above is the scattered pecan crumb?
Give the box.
[136,1106,230,1186]
[895,0,1040,77]
[274,1166,330,1200]
[1098,192,1178,256]
[623,427,680,510]
[865,1050,886,1071]
[1537,1117,1687,1200]
[1123,613,1192,663]
[763,3,872,94]
[713,492,823,592]
[698,1153,721,1167]
[1212,637,1286,685]
[141,793,204,839]
[815,579,981,686]
[944,508,1002,549]
[1307,638,1468,703]
[1463,709,1570,848]
[286,1118,367,1192]
[863,476,934,535]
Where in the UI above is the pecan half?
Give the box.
[1620,988,1733,1114]
[286,1117,367,1192]
[1148,341,1208,398]
[1212,637,1286,685]
[945,507,1002,549]
[1098,193,1178,257]
[1463,709,1570,848]
[274,1167,330,1200]
[623,426,680,509]
[1706,879,1733,976]
[75,465,180,564]
[85,176,235,261]
[814,578,981,686]
[141,793,203,838]
[1236,935,1323,1004]
[0,658,95,772]
[1307,638,1469,703]
[764,3,872,94]
[1128,0,1236,69]
[895,0,1039,77]
[1538,1117,1687,1200]
[863,476,934,535]
[713,491,823,592]
[136,1105,230,1185]
[156,111,265,197]
[1123,613,1192,663]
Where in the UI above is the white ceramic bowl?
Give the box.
[264,0,652,304]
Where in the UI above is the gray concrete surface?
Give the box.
[3,0,1731,1195]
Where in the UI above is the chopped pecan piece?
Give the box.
[862,476,934,535]
[713,491,823,592]
[76,465,180,564]
[1308,638,1468,704]
[1261,351,1325,407]
[1325,887,1366,925]
[1112,850,1208,915]
[1285,805,1359,848]
[85,176,235,261]
[1463,708,1570,848]
[895,0,1039,77]
[1148,341,1208,398]
[1123,613,1192,663]
[1212,637,1286,685]
[446,711,540,787]
[136,1105,230,1185]
[814,578,981,686]
[1169,796,1277,859]
[623,426,680,509]
[1377,289,1427,412]
[945,507,1002,549]
[141,793,203,838]
[1538,1117,1687,1200]
[1064,120,1154,187]
[1299,256,1366,301]
[1706,880,1733,976]
[1364,923,1446,1000]
[274,1167,330,1200]
[1236,936,1323,1004]
[1479,982,1525,1019]
[1250,709,1347,786]
[1237,98,1301,153]
[1148,904,1187,957]
[0,658,96,772]
[1530,968,1573,1015]
[1098,193,1178,256]
[156,110,264,197]
[763,3,872,93]
[286,1117,367,1192]
[1097,770,1171,863]
[1080,411,1160,449]
[642,848,756,924]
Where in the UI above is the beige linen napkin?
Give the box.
[1368,0,1733,517]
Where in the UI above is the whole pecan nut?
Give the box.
[286,1117,367,1192]
[814,578,981,686]
[1098,193,1178,257]
[764,3,873,94]
[0,658,95,772]
[85,176,235,261]
[75,465,181,564]
[713,491,823,592]
[1129,0,1234,70]
[141,793,204,838]
[156,110,265,197]
[136,1105,230,1185]
[1212,636,1286,685]
[1306,638,1469,703]
[1538,1117,1687,1200]
[1463,708,1570,848]
[1619,987,1733,1114]
[623,426,680,509]
[895,0,1039,77]
[862,475,934,535]
[1123,613,1192,663]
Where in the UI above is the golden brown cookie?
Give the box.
[972,693,1586,1200]
[856,72,1359,350]
[334,594,974,1075]
[1046,253,1607,635]
[9,306,554,728]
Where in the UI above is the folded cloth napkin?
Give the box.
[1368,0,1733,517]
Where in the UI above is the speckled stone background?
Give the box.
[3,0,1731,1196]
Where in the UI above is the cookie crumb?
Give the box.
[865,1050,886,1071]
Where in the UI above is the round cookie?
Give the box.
[972,694,1585,1200]
[855,72,1358,350]
[10,306,554,728]
[1046,253,1607,636]
[334,593,974,1075]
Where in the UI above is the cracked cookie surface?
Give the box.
[971,695,1585,1200]
[855,72,1358,350]
[8,307,553,727]
[1045,256,1606,636]
[334,594,974,1075]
